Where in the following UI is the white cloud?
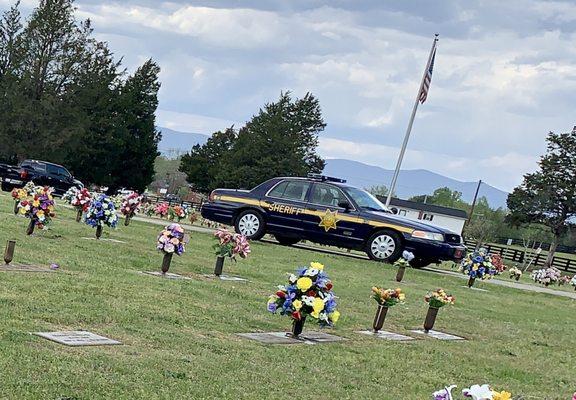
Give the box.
[156,109,239,134]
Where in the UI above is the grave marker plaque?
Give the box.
[357,330,415,341]
[410,329,465,341]
[34,331,121,346]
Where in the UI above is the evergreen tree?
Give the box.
[0,0,161,191]
[112,60,162,192]
[507,128,576,266]
[219,92,325,189]
[179,127,237,192]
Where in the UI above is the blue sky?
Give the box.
[5,0,576,191]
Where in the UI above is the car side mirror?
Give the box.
[338,200,351,211]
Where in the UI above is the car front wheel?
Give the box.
[235,210,266,240]
[366,230,403,263]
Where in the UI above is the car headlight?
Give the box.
[411,230,444,241]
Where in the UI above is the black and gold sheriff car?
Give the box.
[201,175,466,267]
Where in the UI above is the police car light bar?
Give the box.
[307,173,347,183]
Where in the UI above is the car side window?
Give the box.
[57,167,71,178]
[46,164,59,175]
[310,184,347,207]
[268,180,310,202]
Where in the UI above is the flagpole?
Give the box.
[385,34,439,207]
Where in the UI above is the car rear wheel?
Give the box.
[235,210,266,240]
[1,182,14,192]
[274,235,300,246]
[366,230,403,263]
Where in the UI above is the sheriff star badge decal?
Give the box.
[318,209,339,232]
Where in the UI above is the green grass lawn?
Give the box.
[0,193,575,399]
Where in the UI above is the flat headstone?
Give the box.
[202,274,249,282]
[140,271,191,280]
[81,237,126,244]
[410,329,466,341]
[357,330,415,341]
[237,332,307,345]
[34,331,121,346]
[238,331,345,345]
[1,264,53,272]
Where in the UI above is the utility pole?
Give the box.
[386,34,439,207]
[466,179,482,227]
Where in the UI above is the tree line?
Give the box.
[0,0,161,192]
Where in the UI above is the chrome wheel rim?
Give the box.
[370,234,396,260]
[238,214,260,237]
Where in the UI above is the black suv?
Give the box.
[0,160,83,196]
[201,175,466,267]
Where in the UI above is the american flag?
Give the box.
[419,48,436,104]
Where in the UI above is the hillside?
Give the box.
[323,159,508,208]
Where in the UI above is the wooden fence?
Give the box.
[464,240,576,273]
[143,194,204,212]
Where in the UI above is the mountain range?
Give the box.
[157,127,509,208]
[323,159,508,208]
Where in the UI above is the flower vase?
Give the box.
[75,209,82,223]
[161,252,173,274]
[291,317,306,338]
[396,266,406,282]
[13,201,19,215]
[424,306,439,333]
[26,219,36,235]
[95,225,103,240]
[4,240,15,265]
[124,213,133,226]
[467,277,475,288]
[372,304,388,333]
[214,256,225,276]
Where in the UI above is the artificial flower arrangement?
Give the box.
[70,188,93,222]
[212,228,251,276]
[459,248,499,287]
[267,262,340,337]
[490,254,506,274]
[155,202,169,218]
[558,275,571,286]
[423,288,455,333]
[85,194,118,239]
[508,266,522,281]
[120,192,142,226]
[18,186,55,235]
[168,205,189,222]
[156,223,186,274]
[394,250,414,282]
[433,384,512,400]
[11,181,36,214]
[530,266,561,286]
[371,287,405,332]
[61,186,79,204]
[142,203,155,217]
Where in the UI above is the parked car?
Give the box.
[201,174,466,268]
[0,159,83,196]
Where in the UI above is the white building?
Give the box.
[378,197,468,235]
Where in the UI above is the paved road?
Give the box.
[130,215,576,300]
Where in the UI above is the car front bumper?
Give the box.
[404,237,466,262]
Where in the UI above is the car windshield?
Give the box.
[344,187,391,213]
